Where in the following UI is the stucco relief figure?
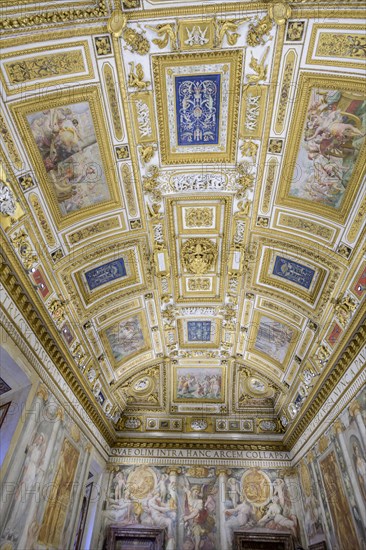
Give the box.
[227,476,241,508]
[2,432,47,543]
[224,499,255,547]
[113,470,128,501]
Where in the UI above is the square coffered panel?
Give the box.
[152,49,243,164]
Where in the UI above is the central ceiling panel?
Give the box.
[153,50,243,164]
[166,195,232,303]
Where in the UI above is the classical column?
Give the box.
[349,400,366,448]
[333,420,366,527]
[166,467,180,550]
[217,469,228,550]
[307,451,332,550]
[67,441,93,547]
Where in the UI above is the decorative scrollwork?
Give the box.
[146,23,178,50]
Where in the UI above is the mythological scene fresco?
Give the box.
[27,102,111,215]
[175,74,221,145]
[254,316,295,363]
[175,367,223,400]
[100,465,303,550]
[105,314,146,364]
[289,87,366,209]
[84,258,127,291]
[272,256,315,290]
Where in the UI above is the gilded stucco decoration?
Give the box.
[181,238,218,275]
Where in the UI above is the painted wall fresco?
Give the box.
[297,386,366,549]
[38,438,80,547]
[27,103,111,215]
[98,465,304,550]
[289,88,366,209]
[0,384,91,550]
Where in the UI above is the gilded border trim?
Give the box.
[306,23,366,70]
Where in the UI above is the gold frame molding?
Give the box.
[258,246,326,306]
[152,49,243,164]
[307,23,366,70]
[1,40,94,95]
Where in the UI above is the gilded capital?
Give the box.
[333,419,345,434]
[37,384,49,402]
[349,400,361,417]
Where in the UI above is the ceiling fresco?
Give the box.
[0,0,365,450]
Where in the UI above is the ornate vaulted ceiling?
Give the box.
[0,0,365,450]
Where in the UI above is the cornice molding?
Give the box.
[0,1,364,34]
[284,311,366,448]
[0,240,116,447]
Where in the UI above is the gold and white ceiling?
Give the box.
[0,0,365,449]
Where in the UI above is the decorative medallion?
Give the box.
[241,469,272,506]
[181,238,217,274]
[190,419,208,431]
[126,466,156,500]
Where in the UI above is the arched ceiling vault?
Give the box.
[0,0,365,450]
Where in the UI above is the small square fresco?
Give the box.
[272,256,315,290]
[175,74,221,146]
[187,320,211,341]
[254,316,295,364]
[85,258,127,291]
[105,314,146,364]
[175,367,223,400]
